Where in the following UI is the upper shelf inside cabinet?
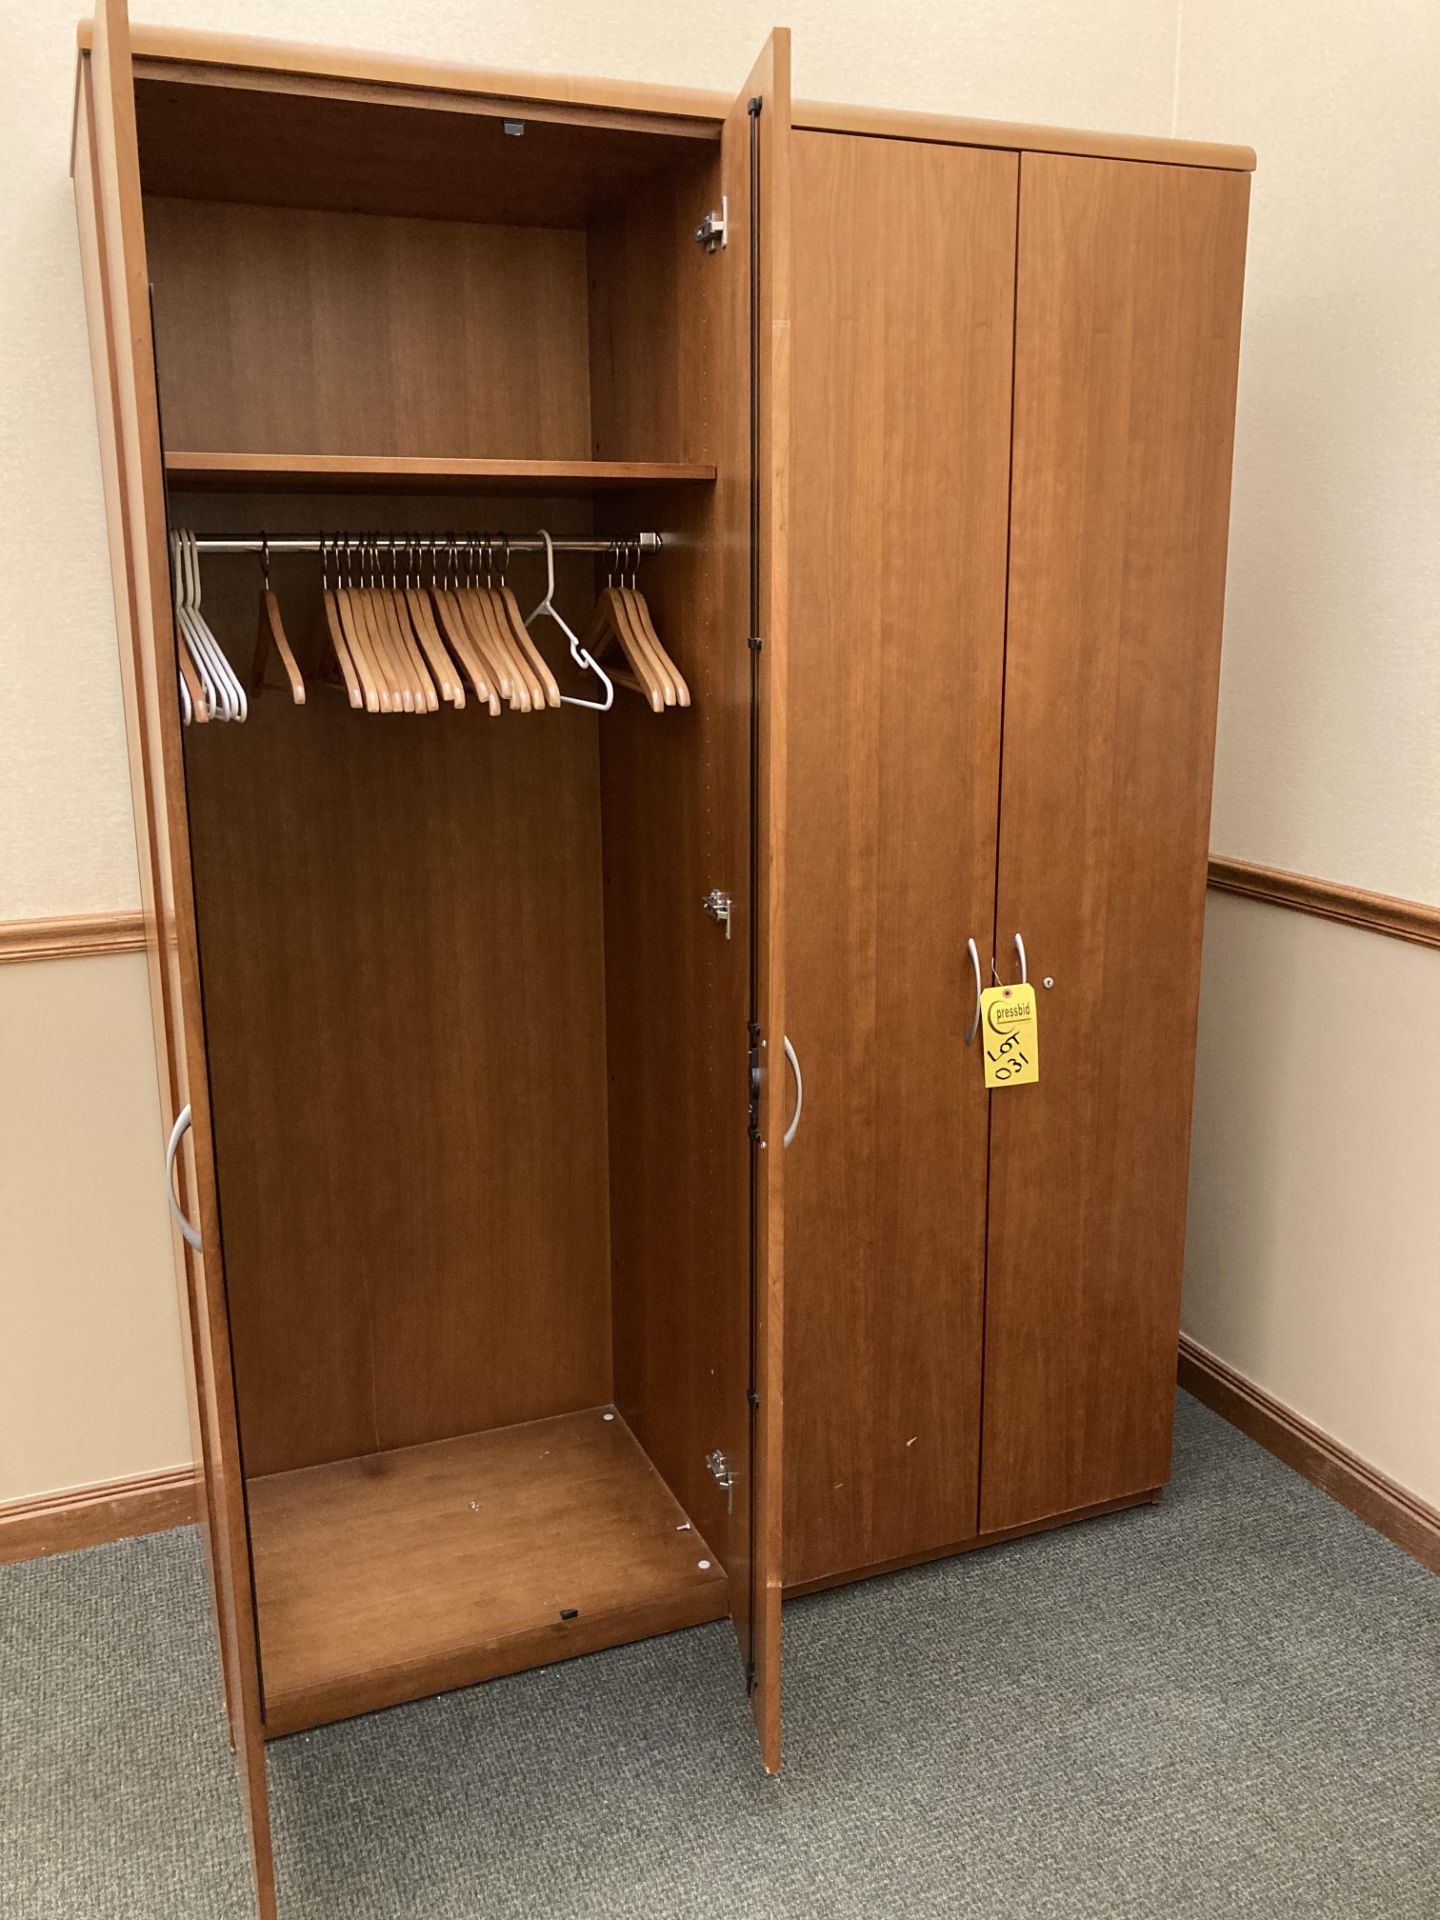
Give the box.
[133,73,719,226]
[164,453,717,494]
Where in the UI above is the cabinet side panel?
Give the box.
[783,132,1016,1588]
[981,154,1249,1531]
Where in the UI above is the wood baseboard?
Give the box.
[1206,856,1440,951]
[0,910,146,965]
[1178,1337,1439,1575]
[0,1465,199,1565]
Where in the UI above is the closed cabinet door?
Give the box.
[980,154,1250,1533]
[783,132,1017,1588]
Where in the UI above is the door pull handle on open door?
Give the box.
[165,1104,203,1251]
[782,1035,804,1147]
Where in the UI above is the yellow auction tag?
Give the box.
[980,983,1039,1088]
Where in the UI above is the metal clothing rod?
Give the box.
[190,532,663,556]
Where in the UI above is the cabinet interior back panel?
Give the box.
[144,196,592,458]
[783,131,1017,1588]
[181,503,612,1475]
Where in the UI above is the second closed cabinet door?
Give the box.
[979,153,1250,1533]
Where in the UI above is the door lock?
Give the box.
[703,888,733,938]
[706,1448,735,1514]
[694,196,729,252]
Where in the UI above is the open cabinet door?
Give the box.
[725,29,791,1772]
[73,4,276,1913]
[591,28,790,1776]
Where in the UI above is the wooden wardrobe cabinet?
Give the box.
[785,136,1251,1588]
[73,8,1251,1912]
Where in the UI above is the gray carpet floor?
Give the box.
[4,1392,1437,1919]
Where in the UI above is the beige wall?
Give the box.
[0,956,192,1501]
[1175,1,1440,1509]
[1175,0,1440,903]
[1186,897,1440,1503]
[1,1,1435,1511]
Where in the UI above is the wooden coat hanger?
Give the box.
[585,580,663,709]
[334,535,394,712]
[428,584,502,713]
[395,537,470,713]
[621,540,688,708]
[339,534,408,711]
[315,534,368,710]
[250,534,306,705]
[458,539,537,711]
[489,537,561,709]
[377,538,443,711]
[431,538,514,710]
[583,544,677,710]
[367,533,435,712]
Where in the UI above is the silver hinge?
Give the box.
[706,1448,735,1513]
[702,888,733,939]
[694,194,728,252]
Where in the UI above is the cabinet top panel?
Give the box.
[74,19,1257,175]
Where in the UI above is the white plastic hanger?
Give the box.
[524,529,613,712]
[173,530,246,721]
[187,531,248,721]
[173,531,218,717]
[172,529,222,720]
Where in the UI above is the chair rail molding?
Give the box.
[1207,857,1440,951]
[0,911,146,964]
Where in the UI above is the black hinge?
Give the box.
[748,97,762,118]
[748,633,763,652]
[745,1660,757,1693]
[748,1385,760,1410]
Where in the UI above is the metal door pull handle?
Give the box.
[782,1035,804,1148]
[965,938,982,1045]
[165,1104,203,1251]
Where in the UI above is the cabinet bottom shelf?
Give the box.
[249,1407,727,1738]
